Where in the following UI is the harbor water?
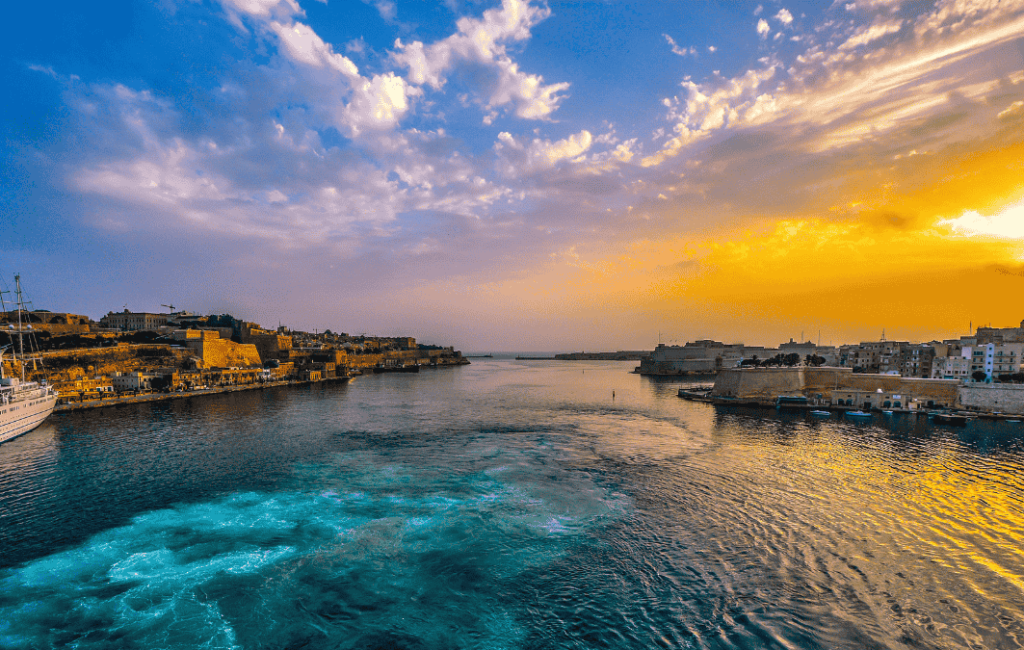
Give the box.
[1,360,1023,649]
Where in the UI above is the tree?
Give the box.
[971,370,988,382]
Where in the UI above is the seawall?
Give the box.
[711,367,960,408]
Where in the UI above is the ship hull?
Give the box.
[0,392,58,444]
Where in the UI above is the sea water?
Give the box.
[1,360,1023,649]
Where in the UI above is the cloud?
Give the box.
[363,0,397,22]
[998,100,1024,120]
[664,34,697,57]
[269,21,360,77]
[232,8,423,138]
[838,20,903,49]
[757,18,771,37]
[15,0,1024,349]
[494,129,594,175]
[392,0,569,121]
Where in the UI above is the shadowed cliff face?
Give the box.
[7,345,193,386]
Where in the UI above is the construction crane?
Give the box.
[161,303,176,312]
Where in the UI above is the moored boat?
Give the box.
[845,410,873,419]
[932,412,973,426]
[0,275,58,444]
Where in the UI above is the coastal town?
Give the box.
[0,306,468,412]
[638,321,1024,417]
[5,297,1024,420]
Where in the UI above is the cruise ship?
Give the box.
[0,374,58,444]
[0,275,58,444]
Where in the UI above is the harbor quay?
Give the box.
[697,366,1024,417]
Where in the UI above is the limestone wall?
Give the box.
[959,384,1024,414]
[187,339,262,369]
[712,367,959,406]
[711,367,806,400]
[347,349,465,369]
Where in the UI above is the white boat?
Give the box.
[0,275,58,445]
[845,410,873,418]
[809,410,831,417]
[1,375,58,444]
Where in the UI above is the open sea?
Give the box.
[1,359,1023,649]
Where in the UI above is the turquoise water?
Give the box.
[1,360,1023,649]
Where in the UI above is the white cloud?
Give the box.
[220,0,300,18]
[260,15,423,136]
[664,34,697,57]
[270,21,360,78]
[838,20,902,49]
[494,130,594,174]
[776,8,793,25]
[757,19,771,37]
[392,0,569,120]
[342,72,421,134]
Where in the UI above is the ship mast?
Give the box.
[15,275,27,382]
[0,280,9,381]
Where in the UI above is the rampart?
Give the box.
[712,367,959,407]
[186,338,262,369]
[959,384,1024,414]
[346,349,466,369]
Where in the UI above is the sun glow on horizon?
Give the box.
[940,199,1024,239]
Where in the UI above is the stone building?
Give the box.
[99,310,170,331]
[975,319,1024,344]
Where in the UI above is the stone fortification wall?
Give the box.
[639,357,721,375]
[959,384,1024,414]
[187,339,262,369]
[347,349,465,369]
[712,367,959,406]
[711,367,806,400]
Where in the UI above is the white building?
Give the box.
[970,342,1024,380]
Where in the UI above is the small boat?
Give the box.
[932,412,972,426]
[809,410,831,417]
[845,410,873,418]
[882,410,894,415]
[1008,419,1021,423]
[776,395,809,409]
[678,388,712,401]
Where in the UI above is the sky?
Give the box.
[3,0,1024,351]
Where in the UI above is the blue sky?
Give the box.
[4,0,1024,350]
